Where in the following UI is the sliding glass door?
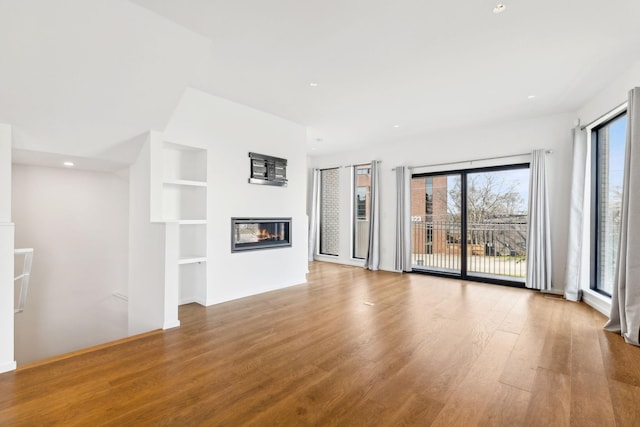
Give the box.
[411,173,462,275]
[466,168,529,282]
[411,164,529,285]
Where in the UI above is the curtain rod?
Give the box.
[341,160,381,168]
[580,101,627,130]
[392,150,552,171]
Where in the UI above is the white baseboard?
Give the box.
[205,277,308,307]
[162,320,180,330]
[582,289,611,317]
[193,297,207,306]
[0,360,17,374]
[313,255,365,268]
[179,297,207,306]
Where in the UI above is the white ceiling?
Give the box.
[0,0,209,167]
[2,0,640,165]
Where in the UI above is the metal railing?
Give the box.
[14,248,34,314]
[411,220,527,279]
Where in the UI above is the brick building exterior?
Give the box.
[410,175,450,256]
[320,168,340,255]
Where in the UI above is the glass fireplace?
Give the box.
[231,217,292,252]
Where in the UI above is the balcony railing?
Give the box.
[411,220,527,280]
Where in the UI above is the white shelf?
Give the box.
[156,139,208,308]
[178,219,207,225]
[163,179,207,187]
[178,256,207,265]
[163,142,207,183]
[179,261,206,306]
[179,223,206,261]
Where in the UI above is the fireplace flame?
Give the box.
[258,228,284,241]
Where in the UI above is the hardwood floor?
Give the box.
[1,261,639,426]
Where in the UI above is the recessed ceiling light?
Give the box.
[493,4,506,14]
[309,82,319,87]
[527,95,536,99]
[393,124,400,128]
[63,161,74,167]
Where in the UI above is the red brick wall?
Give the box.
[410,175,450,256]
[355,173,371,219]
[410,178,426,253]
[431,176,449,255]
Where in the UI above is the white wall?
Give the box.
[0,123,15,373]
[128,140,169,334]
[578,60,640,126]
[163,88,309,305]
[0,125,11,222]
[12,164,129,365]
[310,113,575,293]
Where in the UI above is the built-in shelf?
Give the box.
[179,262,206,305]
[177,219,207,225]
[157,140,208,307]
[179,223,206,261]
[163,141,207,183]
[162,185,207,221]
[178,256,207,265]
[163,179,207,187]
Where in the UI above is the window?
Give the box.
[353,164,371,259]
[591,112,627,296]
[355,188,367,220]
[425,177,433,216]
[320,168,340,256]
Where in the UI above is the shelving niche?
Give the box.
[162,142,207,305]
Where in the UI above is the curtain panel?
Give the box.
[526,149,552,291]
[605,87,640,346]
[564,127,588,301]
[364,161,380,270]
[308,169,320,261]
[394,166,411,272]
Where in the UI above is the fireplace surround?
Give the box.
[231,217,292,252]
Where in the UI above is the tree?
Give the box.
[444,173,526,252]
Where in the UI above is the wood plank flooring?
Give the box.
[1,261,639,426]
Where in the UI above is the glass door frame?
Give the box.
[411,163,529,288]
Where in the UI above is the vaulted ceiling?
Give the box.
[2,0,640,165]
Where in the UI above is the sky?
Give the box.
[607,114,627,196]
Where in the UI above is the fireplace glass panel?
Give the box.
[231,218,292,252]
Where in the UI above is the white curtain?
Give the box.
[564,127,588,301]
[364,161,380,270]
[308,169,320,261]
[394,166,412,272]
[605,87,640,346]
[526,149,552,291]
